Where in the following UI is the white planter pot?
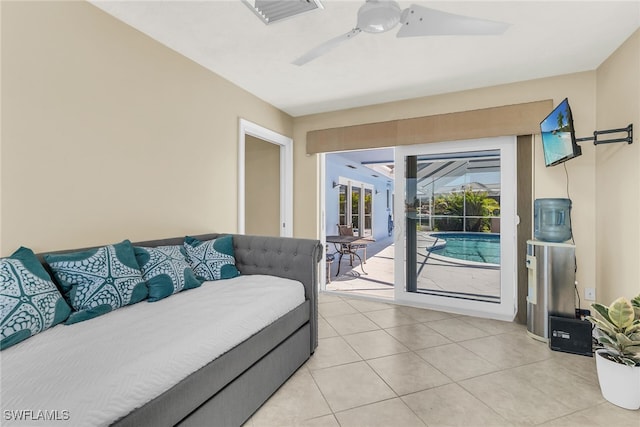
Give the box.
[595,349,640,410]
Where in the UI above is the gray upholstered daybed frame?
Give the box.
[39,233,322,427]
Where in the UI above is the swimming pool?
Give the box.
[429,233,500,265]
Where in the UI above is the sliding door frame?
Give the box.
[394,136,518,320]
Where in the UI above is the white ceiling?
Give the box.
[91,1,640,117]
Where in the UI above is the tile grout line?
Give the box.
[337,294,522,424]
[314,293,613,427]
[305,366,342,426]
[339,298,478,426]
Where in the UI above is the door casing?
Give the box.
[238,118,293,237]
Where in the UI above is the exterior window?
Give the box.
[364,188,373,236]
[336,179,374,237]
[351,186,361,232]
[339,185,347,226]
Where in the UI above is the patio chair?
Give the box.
[337,225,367,266]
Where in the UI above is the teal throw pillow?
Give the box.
[1,247,72,350]
[44,240,148,324]
[183,235,240,281]
[134,245,202,302]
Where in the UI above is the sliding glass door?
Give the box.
[394,137,517,320]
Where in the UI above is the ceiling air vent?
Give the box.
[242,0,324,25]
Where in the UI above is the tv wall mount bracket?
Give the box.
[576,123,633,145]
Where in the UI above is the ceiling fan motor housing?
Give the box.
[357,0,401,33]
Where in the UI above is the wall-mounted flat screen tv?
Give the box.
[540,98,582,167]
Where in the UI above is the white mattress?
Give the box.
[0,274,305,426]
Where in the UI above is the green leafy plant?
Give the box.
[587,295,640,366]
[633,294,640,319]
[433,190,500,232]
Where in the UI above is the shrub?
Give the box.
[432,190,499,232]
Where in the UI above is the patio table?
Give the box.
[326,235,373,276]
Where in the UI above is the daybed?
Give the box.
[0,233,322,427]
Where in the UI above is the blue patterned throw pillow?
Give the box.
[1,247,72,350]
[44,240,148,324]
[183,235,240,281]
[134,245,202,302]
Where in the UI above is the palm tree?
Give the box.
[433,190,499,232]
[557,110,565,130]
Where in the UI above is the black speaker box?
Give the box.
[549,316,593,357]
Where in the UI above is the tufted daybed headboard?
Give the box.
[37,233,323,353]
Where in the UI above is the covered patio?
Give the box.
[326,232,500,301]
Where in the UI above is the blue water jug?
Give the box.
[534,198,572,242]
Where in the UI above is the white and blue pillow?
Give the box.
[44,240,148,324]
[1,247,71,350]
[134,245,202,302]
[183,235,240,281]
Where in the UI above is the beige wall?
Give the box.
[245,135,280,236]
[293,72,599,302]
[0,0,3,257]
[595,29,640,304]
[0,1,292,254]
[2,1,636,305]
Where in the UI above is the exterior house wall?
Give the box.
[325,152,393,241]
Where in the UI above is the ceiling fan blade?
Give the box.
[292,28,361,66]
[397,5,509,38]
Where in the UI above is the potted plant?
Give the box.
[586,294,640,410]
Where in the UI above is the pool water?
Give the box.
[429,233,500,264]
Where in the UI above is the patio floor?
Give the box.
[325,233,500,301]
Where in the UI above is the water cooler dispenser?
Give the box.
[526,240,576,341]
[525,198,576,341]
[534,198,572,243]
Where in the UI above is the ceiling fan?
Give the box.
[292,0,509,66]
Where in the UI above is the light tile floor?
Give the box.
[244,293,639,427]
